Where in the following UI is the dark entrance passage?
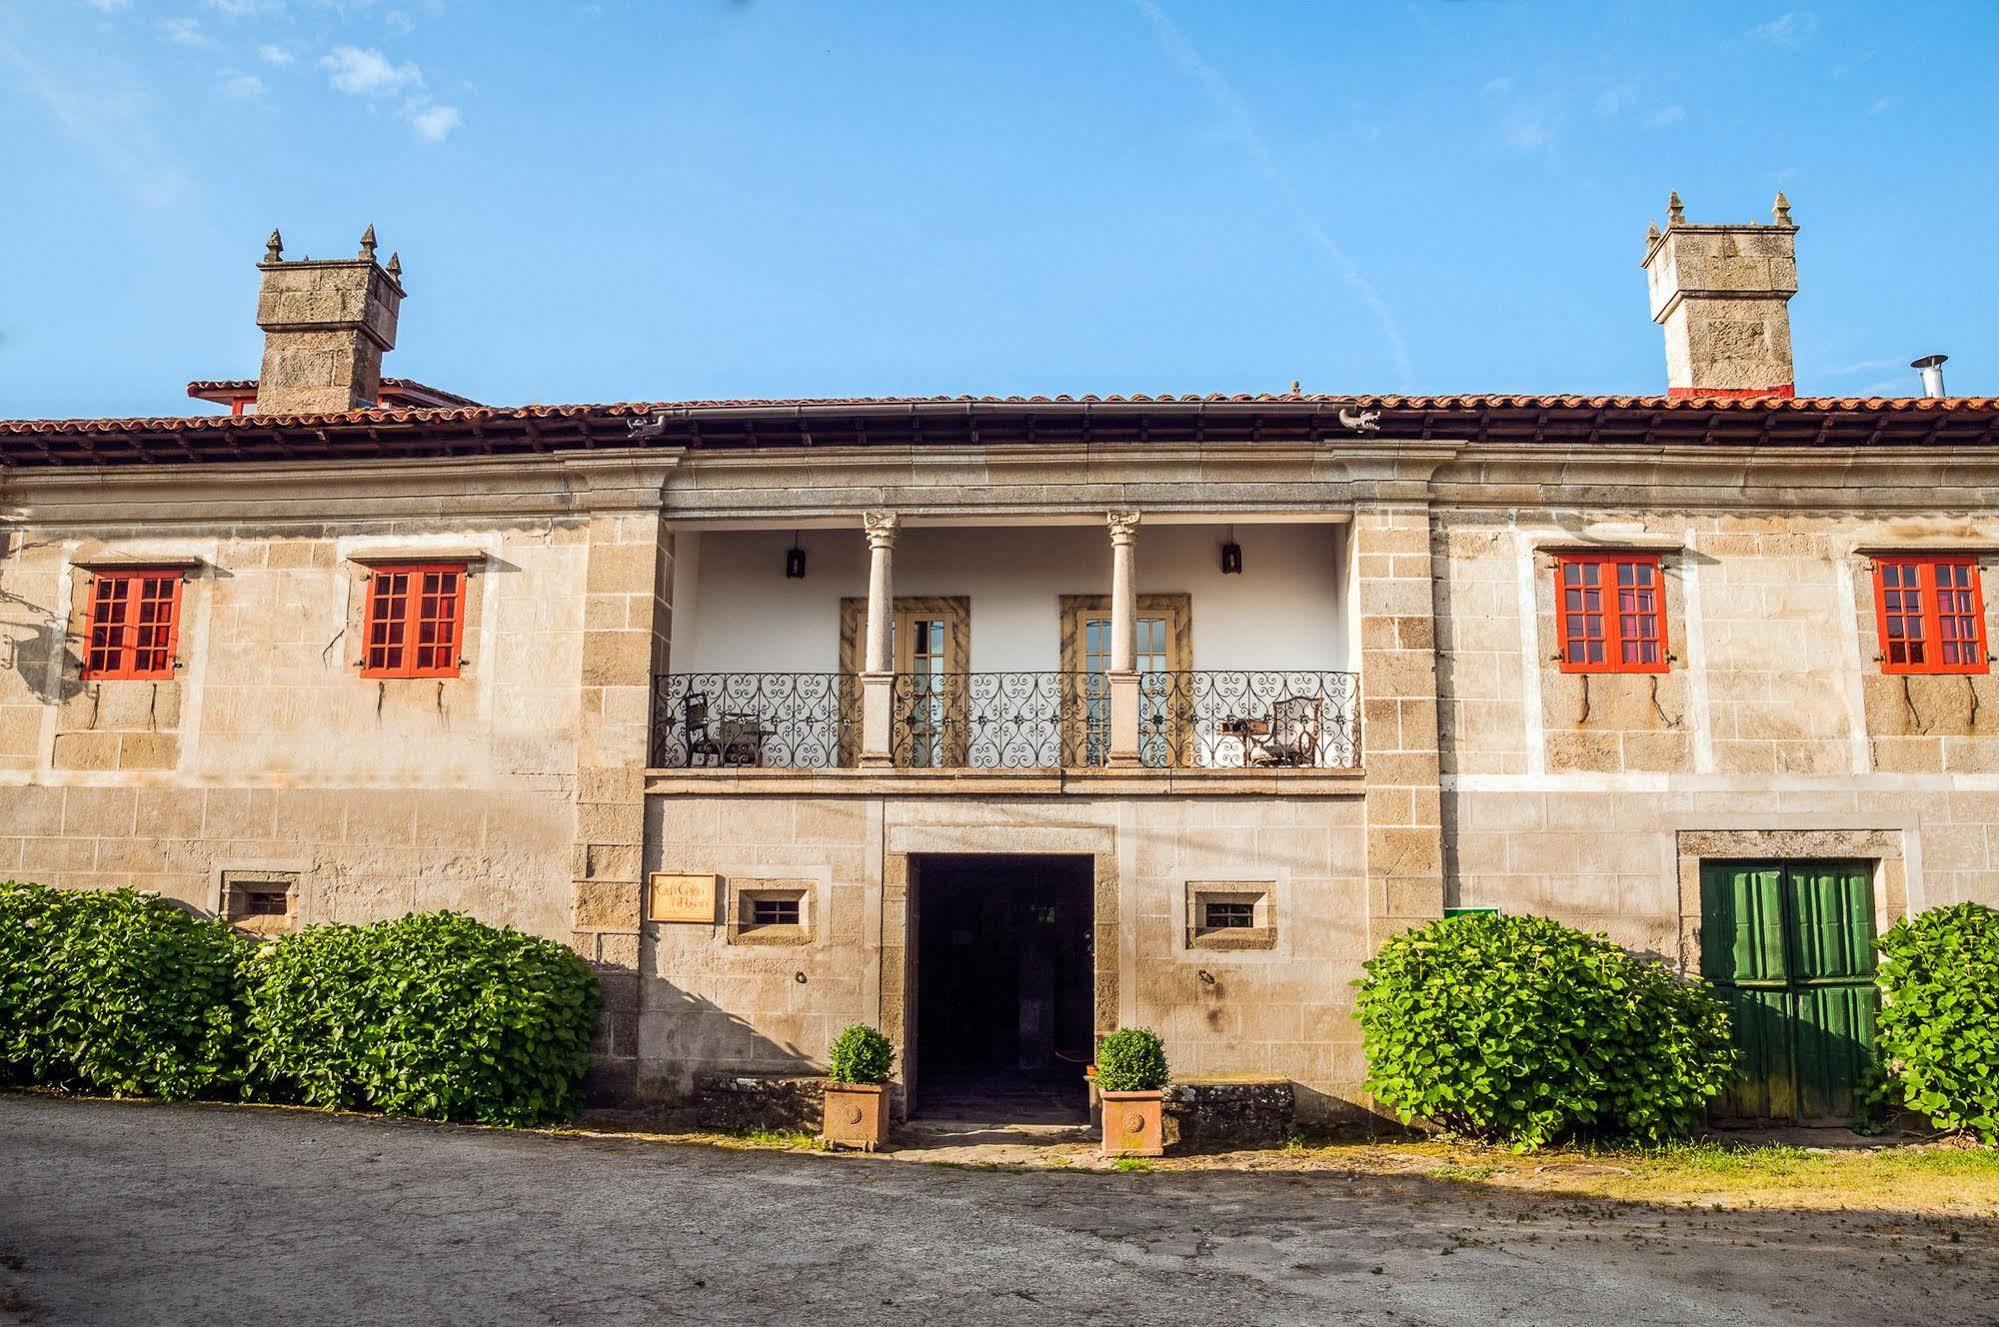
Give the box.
[1701,859,1880,1123]
[913,854,1094,1122]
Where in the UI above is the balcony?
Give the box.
[646,517,1361,792]
[650,668,1360,778]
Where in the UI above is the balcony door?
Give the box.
[838,596,969,767]
[1059,594,1190,766]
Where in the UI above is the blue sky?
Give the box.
[2,1,1992,418]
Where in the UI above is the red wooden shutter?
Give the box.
[1875,556,1988,675]
[1554,552,1667,674]
[361,564,466,679]
[82,570,183,681]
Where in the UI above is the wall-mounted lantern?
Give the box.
[1220,530,1243,576]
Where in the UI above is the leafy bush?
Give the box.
[1874,902,1999,1142]
[0,880,249,1100]
[1356,912,1737,1149]
[242,911,600,1127]
[1096,1028,1169,1092]
[827,1023,894,1085]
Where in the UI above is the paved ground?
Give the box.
[4,1094,1996,1327]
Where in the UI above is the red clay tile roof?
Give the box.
[2,393,1997,466]
[185,377,482,409]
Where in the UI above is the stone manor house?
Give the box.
[4,199,1995,1125]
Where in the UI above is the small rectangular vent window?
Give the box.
[751,897,800,927]
[1203,901,1256,929]
[240,889,289,917]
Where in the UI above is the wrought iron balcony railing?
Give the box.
[891,671,1103,769]
[652,673,856,769]
[1136,670,1360,769]
[650,669,1361,771]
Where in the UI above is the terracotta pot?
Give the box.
[1099,1089,1164,1157]
[822,1082,890,1151]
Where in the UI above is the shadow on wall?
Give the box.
[633,977,816,1103]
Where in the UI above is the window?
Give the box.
[220,871,298,935]
[730,883,812,945]
[82,570,184,681]
[751,896,800,927]
[1185,882,1276,950]
[361,563,467,679]
[238,888,290,917]
[1553,553,1667,673]
[1203,901,1256,929]
[1875,556,1988,675]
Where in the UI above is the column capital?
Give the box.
[863,511,901,549]
[1106,509,1142,544]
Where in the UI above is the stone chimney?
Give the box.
[252,225,405,414]
[1640,192,1799,398]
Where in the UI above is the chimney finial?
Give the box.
[1288,379,1301,396]
[1772,190,1793,227]
[265,228,284,263]
[386,251,402,280]
[1667,191,1685,226]
[359,224,377,259]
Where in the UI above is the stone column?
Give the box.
[1106,510,1142,768]
[858,511,899,768]
[563,457,675,1105]
[1355,505,1445,944]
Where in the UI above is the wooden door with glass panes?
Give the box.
[1065,596,1187,767]
[894,606,964,767]
[837,596,969,767]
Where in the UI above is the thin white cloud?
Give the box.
[1825,358,1902,377]
[1479,76,1512,98]
[1502,113,1552,152]
[409,103,460,142]
[83,0,130,11]
[1131,0,1414,387]
[257,43,294,65]
[1594,83,1637,117]
[0,36,189,208]
[1749,11,1818,46]
[320,45,423,97]
[1648,105,1687,127]
[161,16,213,46]
[385,9,415,34]
[220,72,266,98]
[205,0,275,14]
[1869,95,1894,115]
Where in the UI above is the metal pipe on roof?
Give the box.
[1912,355,1948,399]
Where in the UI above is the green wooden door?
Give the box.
[1700,860,1878,1123]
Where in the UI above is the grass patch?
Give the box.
[1113,1157,1154,1173]
[727,1125,822,1150]
[1261,1134,1999,1215]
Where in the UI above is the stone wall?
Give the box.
[641,792,1374,1117]
[1435,507,1999,960]
[0,514,593,938]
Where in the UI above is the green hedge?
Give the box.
[1357,913,1738,1148]
[1875,902,1999,1142]
[242,911,601,1126]
[0,881,249,1100]
[827,1023,894,1085]
[1096,1027,1169,1092]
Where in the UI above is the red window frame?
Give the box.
[360,563,468,679]
[81,569,185,681]
[1874,555,1988,675]
[1553,552,1669,674]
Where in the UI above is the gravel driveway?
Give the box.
[3,1094,1994,1326]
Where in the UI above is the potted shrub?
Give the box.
[822,1023,895,1150]
[1095,1027,1168,1157]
